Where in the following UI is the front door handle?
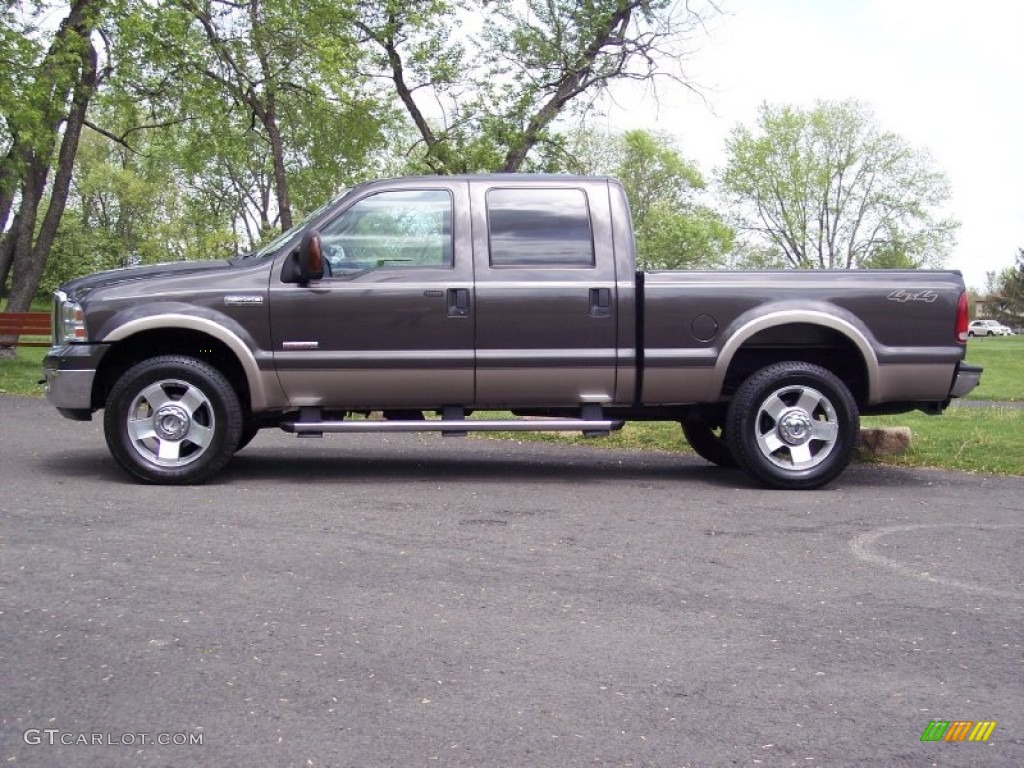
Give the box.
[447,288,470,318]
[589,287,612,318]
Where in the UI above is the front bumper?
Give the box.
[42,343,109,418]
[950,362,983,399]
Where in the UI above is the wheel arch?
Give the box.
[94,316,267,412]
[713,311,878,406]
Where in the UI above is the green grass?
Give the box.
[963,335,1024,401]
[0,298,51,312]
[0,345,46,396]
[859,407,1024,475]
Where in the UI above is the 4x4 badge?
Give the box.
[887,289,938,303]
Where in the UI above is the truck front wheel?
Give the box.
[103,356,242,484]
[726,362,859,490]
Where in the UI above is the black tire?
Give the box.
[681,407,737,467]
[103,356,243,484]
[726,362,859,490]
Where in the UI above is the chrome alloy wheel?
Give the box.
[754,384,839,470]
[126,379,216,467]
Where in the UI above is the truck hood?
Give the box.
[60,260,235,301]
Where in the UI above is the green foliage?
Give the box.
[566,127,734,269]
[107,0,392,231]
[720,100,959,270]
[726,242,788,270]
[356,0,715,173]
[640,204,735,270]
[0,1,98,160]
[18,0,410,298]
[37,108,243,294]
[0,5,42,156]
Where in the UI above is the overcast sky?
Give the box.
[600,0,1023,290]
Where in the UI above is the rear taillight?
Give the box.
[955,291,969,344]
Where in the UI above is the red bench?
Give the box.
[0,311,52,347]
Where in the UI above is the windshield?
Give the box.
[243,188,351,259]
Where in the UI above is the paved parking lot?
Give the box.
[1,395,1022,766]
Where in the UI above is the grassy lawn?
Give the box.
[3,330,1021,475]
[0,345,46,396]
[859,407,1024,475]
[962,334,1023,401]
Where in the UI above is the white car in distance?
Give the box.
[968,319,1014,336]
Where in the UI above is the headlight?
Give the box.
[53,290,87,343]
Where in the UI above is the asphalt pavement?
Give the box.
[1,395,1021,767]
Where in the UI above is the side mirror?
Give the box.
[298,231,325,282]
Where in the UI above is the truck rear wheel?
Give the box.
[236,421,260,452]
[681,407,737,467]
[726,362,859,490]
[103,356,242,484]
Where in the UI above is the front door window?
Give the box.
[320,190,453,273]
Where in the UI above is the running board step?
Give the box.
[280,418,625,436]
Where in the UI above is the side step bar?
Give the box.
[280,418,625,436]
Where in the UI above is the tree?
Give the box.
[121,0,390,238]
[985,248,1024,321]
[37,108,242,297]
[566,127,733,269]
[355,0,718,173]
[0,0,104,321]
[614,130,732,269]
[720,100,959,269]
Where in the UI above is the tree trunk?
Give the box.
[263,101,292,231]
[0,149,18,240]
[31,40,98,281]
[0,218,18,300]
[3,1,101,313]
[4,155,48,313]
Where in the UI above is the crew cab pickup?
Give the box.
[43,175,982,488]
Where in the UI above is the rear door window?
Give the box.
[486,188,595,268]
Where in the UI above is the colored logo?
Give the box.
[921,720,997,742]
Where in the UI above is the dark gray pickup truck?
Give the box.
[43,175,981,488]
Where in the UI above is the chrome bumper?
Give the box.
[44,367,96,410]
[950,363,983,398]
[42,344,106,415]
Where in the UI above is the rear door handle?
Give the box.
[589,287,612,318]
[447,288,470,318]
